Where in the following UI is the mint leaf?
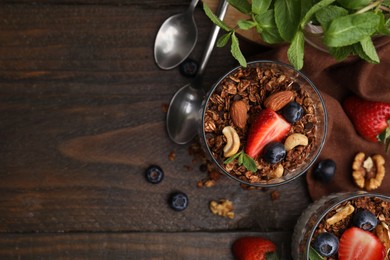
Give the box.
[254,10,284,44]
[203,3,231,32]
[336,0,371,10]
[274,0,301,41]
[237,19,257,30]
[328,45,353,61]
[359,36,380,63]
[315,5,348,30]
[231,32,247,67]
[353,42,378,64]
[324,12,381,47]
[287,30,305,70]
[224,151,242,164]
[238,151,244,165]
[251,0,272,15]
[377,12,390,36]
[217,32,232,48]
[242,153,257,172]
[299,0,336,29]
[228,0,251,15]
[309,246,324,260]
[224,150,257,172]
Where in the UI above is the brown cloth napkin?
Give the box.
[250,37,390,201]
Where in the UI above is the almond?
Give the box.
[264,90,295,111]
[230,100,247,129]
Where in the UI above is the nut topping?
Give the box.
[209,199,234,219]
[352,152,385,191]
[222,126,240,157]
[326,203,355,225]
[284,133,309,151]
[264,90,295,111]
[230,100,248,129]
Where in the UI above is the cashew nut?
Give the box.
[222,126,240,157]
[284,133,309,151]
[270,164,284,179]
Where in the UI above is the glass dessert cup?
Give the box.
[200,60,328,187]
[292,192,390,259]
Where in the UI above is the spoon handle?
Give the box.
[197,0,229,76]
[187,0,200,13]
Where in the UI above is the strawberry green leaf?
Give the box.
[377,119,390,153]
[265,251,280,260]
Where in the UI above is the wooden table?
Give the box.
[0,1,312,258]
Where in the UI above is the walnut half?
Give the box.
[352,152,385,191]
[209,199,234,219]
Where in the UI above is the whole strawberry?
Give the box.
[232,236,279,260]
[343,95,390,151]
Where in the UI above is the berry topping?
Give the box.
[169,192,189,211]
[232,236,278,260]
[262,141,286,164]
[312,232,339,257]
[245,108,291,159]
[343,95,390,151]
[352,209,378,231]
[281,101,304,124]
[145,165,164,184]
[338,227,386,260]
[179,58,198,77]
[312,159,336,183]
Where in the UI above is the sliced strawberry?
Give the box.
[338,227,386,260]
[232,236,278,260]
[245,108,291,158]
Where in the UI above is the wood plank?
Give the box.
[0,232,293,259]
[0,1,311,234]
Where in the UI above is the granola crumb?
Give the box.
[270,190,281,201]
[168,151,176,161]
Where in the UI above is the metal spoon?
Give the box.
[166,0,229,144]
[154,0,200,70]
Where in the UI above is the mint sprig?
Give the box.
[203,0,389,70]
[309,246,324,260]
[224,150,257,172]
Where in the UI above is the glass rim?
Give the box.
[200,60,328,187]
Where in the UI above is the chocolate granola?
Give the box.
[312,196,390,259]
[203,62,323,185]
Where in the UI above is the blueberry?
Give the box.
[169,192,189,211]
[281,101,304,124]
[179,58,198,77]
[312,159,336,183]
[312,232,339,257]
[145,165,164,184]
[352,209,378,231]
[262,142,286,164]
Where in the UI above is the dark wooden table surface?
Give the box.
[0,1,313,259]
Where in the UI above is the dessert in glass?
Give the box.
[292,191,390,259]
[200,60,327,187]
